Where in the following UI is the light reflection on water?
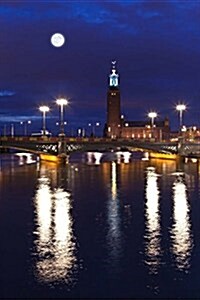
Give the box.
[106,162,122,272]
[144,166,161,275]
[170,174,193,271]
[0,153,198,298]
[33,164,77,285]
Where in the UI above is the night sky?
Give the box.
[1,1,200,135]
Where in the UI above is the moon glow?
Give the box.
[51,33,65,48]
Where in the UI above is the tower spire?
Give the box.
[106,61,121,138]
[109,60,119,87]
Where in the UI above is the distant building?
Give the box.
[121,119,170,141]
[106,61,121,138]
[105,61,170,141]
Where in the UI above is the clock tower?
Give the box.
[106,61,121,138]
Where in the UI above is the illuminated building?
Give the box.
[105,61,170,141]
[121,119,170,141]
[106,61,121,138]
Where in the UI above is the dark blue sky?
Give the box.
[0,1,200,135]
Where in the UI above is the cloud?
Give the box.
[0,1,200,131]
[0,90,15,97]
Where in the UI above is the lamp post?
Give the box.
[39,106,50,136]
[148,112,157,127]
[176,104,186,130]
[20,120,31,136]
[95,122,100,137]
[56,98,68,136]
[10,123,14,137]
[176,104,187,154]
[88,122,100,137]
[148,112,157,140]
[56,121,67,135]
[88,123,92,136]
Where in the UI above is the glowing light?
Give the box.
[56,98,68,135]
[39,106,50,113]
[106,161,122,272]
[142,152,149,161]
[15,153,36,164]
[34,175,77,283]
[144,167,161,274]
[39,106,50,136]
[35,177,52,249]
[191,158,197,163]
[148,112,157,119]
[181,125,187,132]
[86,152,103,165]
[111,161,117,198]
[51,33,65,48]
[109,61,119,87]
[148,112,157,127]
[87,152,93,164]
[176,104,186,128]
[93,152,103,165]
[56,98,68,106]
[122,151,131,163]
[109,69,119,86]
[116,151,123,163]
[171,175,193,271]
[176,104,186,112]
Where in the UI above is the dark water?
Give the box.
[0,152,200,299]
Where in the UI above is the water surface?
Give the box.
[0,152,200,298]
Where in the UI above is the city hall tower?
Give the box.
[106,61,121,138]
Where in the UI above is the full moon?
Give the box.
[51,33,65,48]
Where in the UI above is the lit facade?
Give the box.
[106,61,121,138]
[121,119,170,141]
[105,62,170,141]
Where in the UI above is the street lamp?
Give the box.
[148,112,157,127]
[88,122,100,137]
[56,121,67,133]
[20,120,31,136]
[10,123,14,137]
[148,112,157,140]
[88,123,92,136]
[39,106,50,136]
[95,122,100,137]
[56,98,68,135]
[176,104,186,129]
